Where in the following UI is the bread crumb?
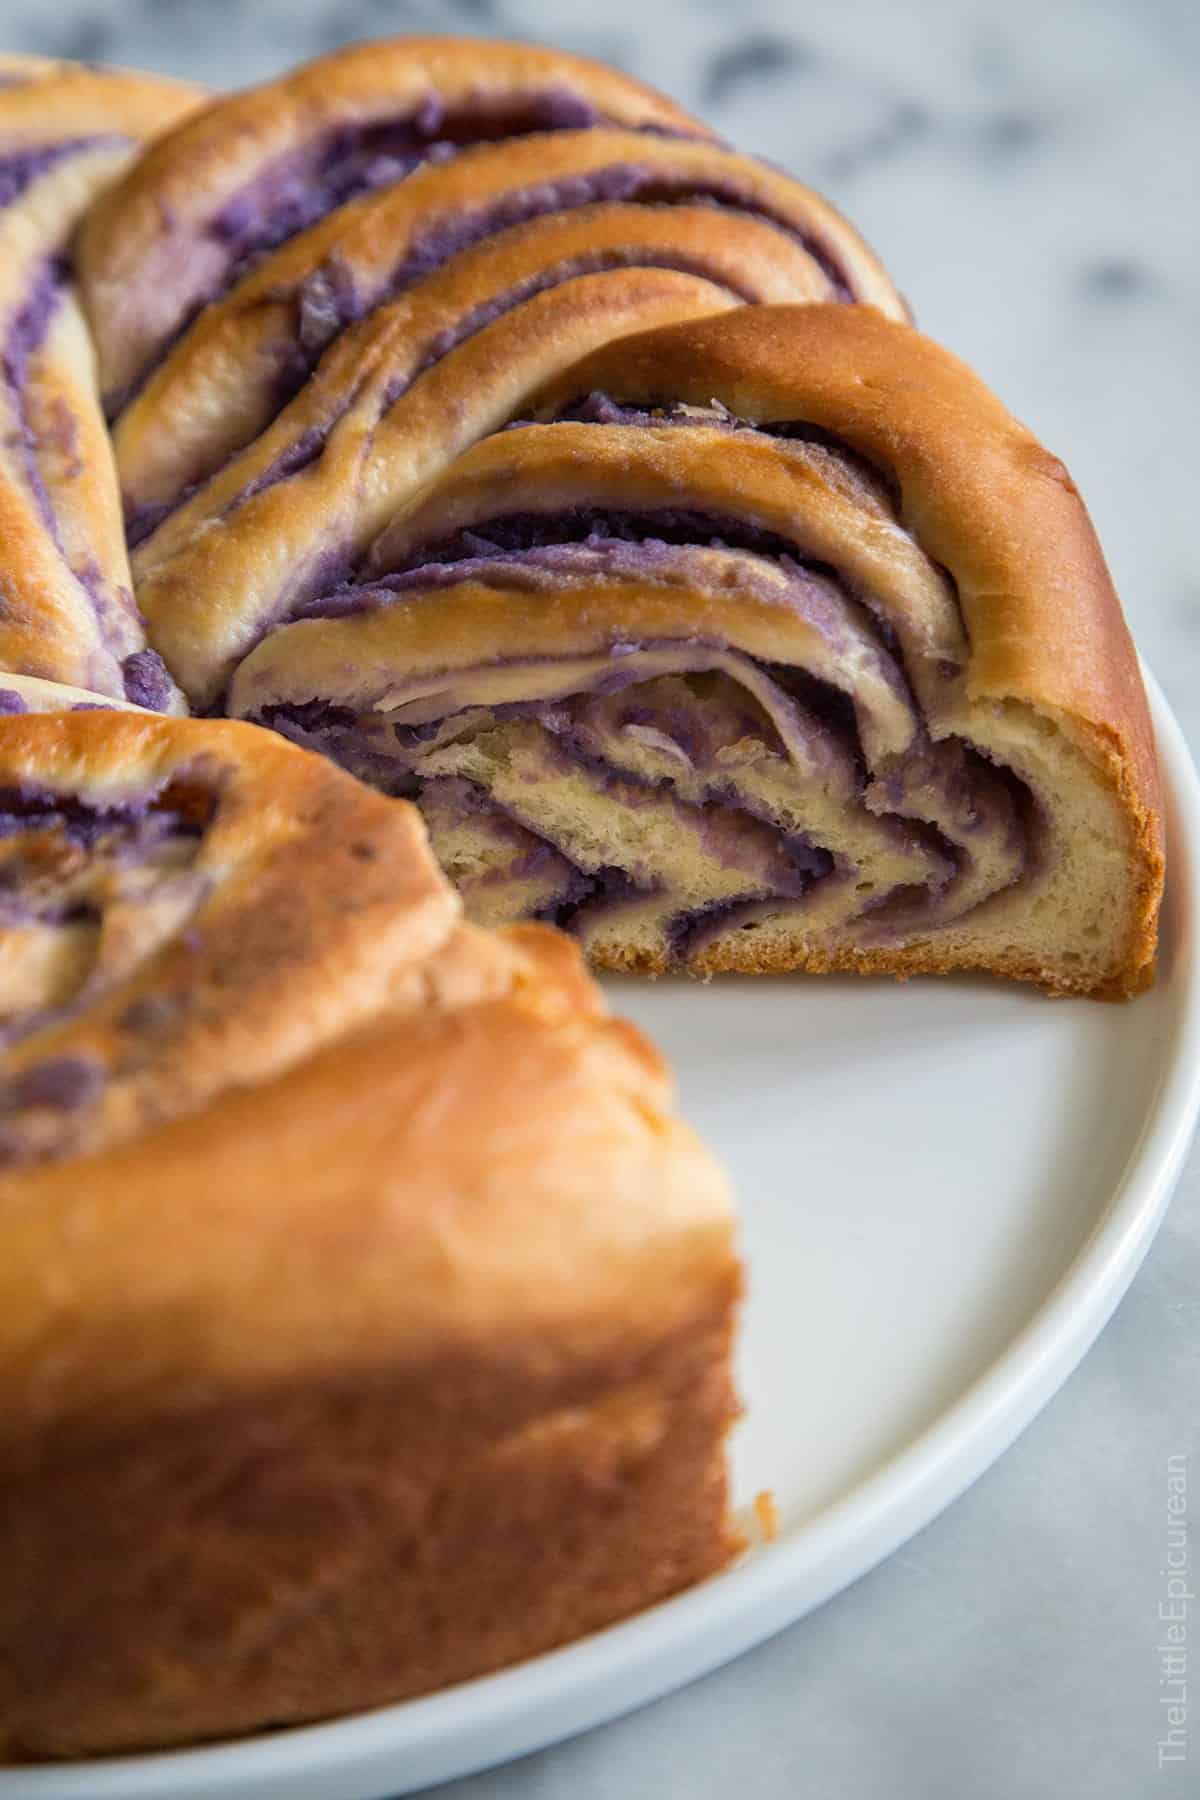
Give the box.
[754,1490,779,1540]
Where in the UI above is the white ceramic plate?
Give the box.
[12,671,1200,1800]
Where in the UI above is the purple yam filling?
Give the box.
[207,90,616,290]
[3,262,157,687]
[374,506,845,581]
[418,762,833,938]
[124,495,176,548]
[662,893,777,960]
[546,392,859,445]
[263,700,417,797]
[363,531,883,669]
[533,687,788,795]
[230,424,329,513]
[127,427,333,548]
[0,1049,108,1165]
[354,511,907,693]
[0,689,26,715]
[515,692,843,899]
[257,697,838,920]
[250,164,660,404]
[381,163,650,290]
[0,135,126,208]
[0,783,202,851]
[358,508,924,687]
[533,732,818,898]
[248,513,1026,963]
[251,680,1032,961]
[544,864,644,928]
[566,675,782,771]
[252,636,867,788]
[667,881,865,960]
[4,258,68,541]
[121,647,175,711]
[387,245,760,398]
[0,780,215,1071]
[0,1051,103,1113]
[0,798,202,1056]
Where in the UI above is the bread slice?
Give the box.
[232,304,1162,997]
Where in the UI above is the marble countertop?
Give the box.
[6,0,1197,1793]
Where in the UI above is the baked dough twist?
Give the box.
[0,57,200,703]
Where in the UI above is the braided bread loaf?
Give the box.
[0,23,1166,1764]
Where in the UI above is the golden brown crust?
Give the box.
[93,109,901,708]
[91,31,704,213]
[127,193,846,704]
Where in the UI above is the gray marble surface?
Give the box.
[7,0,1198,1793]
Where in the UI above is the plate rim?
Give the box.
[11,667,1200,1800]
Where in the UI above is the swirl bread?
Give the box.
[0,709,739,1756]
[0,57,201,706]
[0,23,1166,1765]
[232,305,1162,996]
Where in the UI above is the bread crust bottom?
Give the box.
[593,934,1155,1000]
[1,1300,741,1760]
